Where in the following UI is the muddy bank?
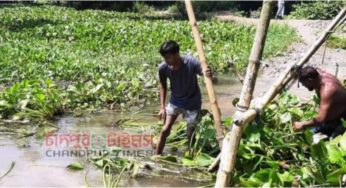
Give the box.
[215,13,346,101]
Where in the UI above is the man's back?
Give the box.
[318,69,346,120]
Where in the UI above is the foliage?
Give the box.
[0,80,63,119]
[0,4,297,119]
[64,1,135,12]
[167,4,179,14]
[176,1,238,19]
[160,92,346,187]
[327,35,346,50]
[165,113,222,167]
[289,1,344,20]
[133,1,154,14]
[67,161,84,170]
[235,93,346,186]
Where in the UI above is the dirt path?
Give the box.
[214,13,346,101]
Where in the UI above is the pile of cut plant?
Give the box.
[83,92,346,187]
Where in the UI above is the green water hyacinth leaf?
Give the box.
[0,100,9,107]
[327,168,346,185]
[182,153,214,167]
[95,159,105,168]
[0,5,297,119]
[279,112,291,123]
[194,153,214,167]
[326,144,345,165]
[310,141,328,162]
[339,132,346,151]
[288,107,304,117]
[342,119,346,128]
[152,155,178,163]
[89,83,103,94]
[278,171,294,184]
[19,99,30,109]
[67,162,84,170]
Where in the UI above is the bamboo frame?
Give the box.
[215,7,346,187]
[215,1,273,186]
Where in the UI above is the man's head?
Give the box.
[297,66,320,91]
[159,40,181,67]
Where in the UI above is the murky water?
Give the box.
[0,72,314,187]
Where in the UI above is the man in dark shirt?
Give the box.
[156,40,213,155]
[293,66,346,139]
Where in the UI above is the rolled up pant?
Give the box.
[312,113,346,138]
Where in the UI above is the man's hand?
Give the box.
[204,66,213,78]
[157,108,166,121]
[293,121,305,131]
[204,66,218,83]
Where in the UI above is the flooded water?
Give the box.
[0,112,212,187]
[0,72,313,187]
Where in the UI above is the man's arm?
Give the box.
[159,82,167,109]
[193,57,217,84]
[158,70,167,120]
[293,90,333,131]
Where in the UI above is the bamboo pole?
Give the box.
[215,1,273,187]
[214,7,346,187]
[185,0,224,148]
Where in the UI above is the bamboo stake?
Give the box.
[215,1,273,187]
[214,7,346,187]
[185,0,224,148]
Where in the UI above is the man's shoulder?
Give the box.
[183,54,198,61]
[158,62,168,71]
[182,54,199,66]
[321,82,338,100]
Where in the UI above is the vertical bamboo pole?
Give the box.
[215,1,273,187]
[215,7,346,187]
[185,0,224,148]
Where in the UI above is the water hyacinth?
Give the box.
[0,4,297,119]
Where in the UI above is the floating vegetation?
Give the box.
[0,4,297,120]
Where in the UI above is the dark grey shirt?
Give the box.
[159,55,202,110]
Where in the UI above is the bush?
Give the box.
[176,1,238,19]
[133,1,154,14]
[327,35,346,49]
[167,4,179,14]
[289,1,344,20]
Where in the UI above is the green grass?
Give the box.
[0,4,298,119]
[327,35,346,49]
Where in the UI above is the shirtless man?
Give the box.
[293,66,346,138]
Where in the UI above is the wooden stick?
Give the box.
[214,7,346,187]
[185,0,224,148]
[215,1,273,187]
[234,68,244,85]
[207,154,221,172]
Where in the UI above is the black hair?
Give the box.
[297,66,319,82]
[159,40,180,56]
